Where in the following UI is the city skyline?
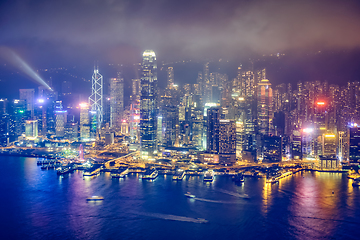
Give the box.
[2,1,360,237]
[3,48,360,166]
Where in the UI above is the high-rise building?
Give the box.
[19,89,35,118]
[167,66,174,89]
[206,107,220,153]
[349,126,360,165]
[291,130,302,160]
[163,105,179,147]
[0,98,8,114]
[131,79,141,102]
[130,79,141,143]
[0,113,10,146]
[64,122,78,140]
[9,99,27,140]
[140,50,158,158]
[110,74,124,129]
[79,103,90,140]
[55,110,67,137]
[257,79,273,135]
[0,99,9,145]
[190,107,204,150]
[219,119,236,163]
[263,135,282,162]
[203,62,211,104]
[322,133,336,156]
[25,120,38,139]
[338,131,348,161]
[89,67,103,130]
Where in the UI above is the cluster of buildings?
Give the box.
[135,50,360,166]
[1,50,360,167]
[0,68,128,146]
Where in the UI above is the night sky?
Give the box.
[1,0,360,97]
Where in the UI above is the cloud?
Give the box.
[1,0,360,64]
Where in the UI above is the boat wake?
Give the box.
[217,189,250,199]
[194,197,238,204]
[133,212,208,223]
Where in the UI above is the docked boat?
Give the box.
[119,168,129,178]
[41,165,49,170]
[243,171,254,177]
[256,172,266,178]
[352,179,360,186]
[266,177,279,183]
[83,167,101,177]
[57,167,74,175]
[173,169,186,181]
[47,164,55,169]
[203,170,214,182]
[232,173,245,183]
[142,168,158,180]
[184,192,196,198]
[111,173,121,178]
[111,169,128,178]
[86,196,104,201]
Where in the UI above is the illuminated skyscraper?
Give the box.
[163,105,179,147]
[130,79,140,143]
[0,100,9,146]
[89,67,103,130]
[322,133,336,156]
[167,66,174,89]
[110,74,124,129]
[19,89,35,118]
[131,79,141,103]
[203,62,211,104]
[219,119,236,163]
[349,126,360,165]
[0,113,9,146]
[79,103,90,140]
[140,50,158,158]
[25,120,38,139]
[206,107,220,153]
[55,110,67,137]
[257,79,273,135]
[263,135,282,162]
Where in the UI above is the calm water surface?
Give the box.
[1,157,359,240]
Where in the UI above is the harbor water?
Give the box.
[1,156,359,240]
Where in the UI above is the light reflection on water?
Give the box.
[1,157,360,240]
[262,180,272,215]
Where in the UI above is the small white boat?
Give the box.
[184,192,196,198]
[86,196,104,201]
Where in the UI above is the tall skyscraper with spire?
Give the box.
[89,66,103,131]
[257,79,273,135]
[140,50,158,158]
